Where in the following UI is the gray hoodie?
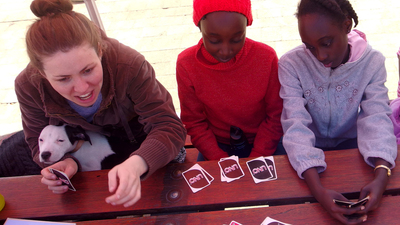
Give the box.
[278,30,397,178]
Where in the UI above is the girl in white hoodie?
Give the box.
[278,0,397,224]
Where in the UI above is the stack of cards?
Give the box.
[261,217,291,225]
[182,164,214,193]
[246,156,277,184]
[333,196,370,208]
[218,156,245,183]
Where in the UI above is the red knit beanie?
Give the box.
[193,0,253,27]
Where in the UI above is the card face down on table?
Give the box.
[182,155,279,193]
[218,155,245,183]
[182,164,214,193]
[246,156,277,183]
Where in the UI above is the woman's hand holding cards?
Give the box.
[41,158,78,194]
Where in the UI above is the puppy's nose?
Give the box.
[41,151,51,160]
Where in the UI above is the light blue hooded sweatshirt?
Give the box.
[279,30,397,178]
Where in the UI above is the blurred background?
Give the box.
[0,0,399,135]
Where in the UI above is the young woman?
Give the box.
[176,0,283,161]
[15,0,186,207]
[279,0,397,223]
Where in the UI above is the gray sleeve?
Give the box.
[278,57,327,179]
[357,53,397,169]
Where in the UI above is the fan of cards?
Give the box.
[333,196,370,208]
[49,168,76,191]
[182,156,278,193]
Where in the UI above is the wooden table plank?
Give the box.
[75,195,400,225]
[183,148,198,163]
[1,147,399,222]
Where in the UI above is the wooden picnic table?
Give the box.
[75,195,400,225]
[0,147,399,224]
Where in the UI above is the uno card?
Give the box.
[246,157,273,183]
[229,221,243,225]
[264,156,277,180]
[218,156,244,183]
[351,196,370,208]
[261,217,292,225]
[201,165,214,183]
[182,164,214,193]
[49,168,76,191]
[333,196,370,208]
[333,199,355,208]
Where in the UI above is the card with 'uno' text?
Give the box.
[246,156,277,184]
[182,164,214,193]
[49,168,76,191]
[218,155,245,183]
[264,156,278,180]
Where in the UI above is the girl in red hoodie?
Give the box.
[176,0,283,160]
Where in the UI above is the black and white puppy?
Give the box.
[38,124,116,171]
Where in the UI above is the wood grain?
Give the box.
[76,195,400,225]
[0,147,399,223]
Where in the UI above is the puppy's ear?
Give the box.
[64,125,92,145]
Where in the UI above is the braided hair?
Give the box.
[296,0,358,28]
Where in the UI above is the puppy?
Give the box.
[38,124,115,171]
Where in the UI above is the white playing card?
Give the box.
[260,217,291,225]
[182,164,214,193]
[264,156,278,181]
[218,155,244,183]
[246,157,273,183]
[229,221,243,225]
[49,168,76,191]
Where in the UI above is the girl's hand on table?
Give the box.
[105,155,148,207]
[41,158,78,194]
[358,159,390,213]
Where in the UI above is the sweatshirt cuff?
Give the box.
[61,153,82,172]
[296,159,327,179]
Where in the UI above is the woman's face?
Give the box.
[42,42,103,107]
[298,13,351,68]
[200,11,247,63]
